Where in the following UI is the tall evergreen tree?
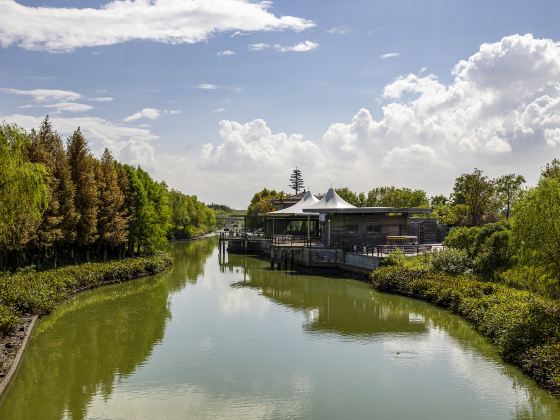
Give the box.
[289,168,304,195]
[67,128,98,261]
[96,149,128,261]
[28,117,78,267]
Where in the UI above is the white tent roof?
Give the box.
[303,188,355,210]
[269,190,319,214]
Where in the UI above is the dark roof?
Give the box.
[302,207,432,214]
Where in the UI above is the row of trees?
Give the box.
[0,118,216,270]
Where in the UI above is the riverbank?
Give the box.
[0,252,172,392]
[370,266,560,395]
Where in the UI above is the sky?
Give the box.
[2,0,560,208]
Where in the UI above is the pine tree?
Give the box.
[28,117,77,267]
[67,128,98,261]
[96,149,128,261]
[289,167,304,195]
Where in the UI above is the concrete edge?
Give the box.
[0,315,38,398]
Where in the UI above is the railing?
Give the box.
[272,234,321,248]
[219,230,272,240]
[350,244,444,257]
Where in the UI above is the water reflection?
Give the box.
[1,239,559,420]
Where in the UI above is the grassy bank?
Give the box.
[370,266,560,395]
[0,252,172,336]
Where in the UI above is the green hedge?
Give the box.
[0,252,172,335]
[370,266,560,395]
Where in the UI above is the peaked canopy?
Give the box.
[269,190,319,215]
[303,188,356,210]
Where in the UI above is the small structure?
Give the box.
[302,188,432,248]
[265,190,320,241]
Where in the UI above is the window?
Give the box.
[346,225,358,234]
[368,225,382,233]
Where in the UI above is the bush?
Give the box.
[379,249,406,267]
[431,248,471,275]
[0,252,172,335]
[443,226,479,255]
[369,266,560,394]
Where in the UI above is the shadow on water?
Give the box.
[0,240,217,420]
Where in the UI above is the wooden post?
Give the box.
[307,215,310,247]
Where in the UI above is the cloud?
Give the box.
[195,34,560,205]
[165,109,182,115]
[326,26,351,35]
[249,40,318,53]
[217,50,235,57]
[196,83,217,90]
[0,0,315,52]
[277,40,318,52]
[248,42,270,52]
[380,52,401,59]
[213,108,227,113]
[43,102,93,113]
[0,88,81,103]
[5,33,560,209]
[123,108,161,122]
[89,97,113,102]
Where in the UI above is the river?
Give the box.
[1,238,559,419]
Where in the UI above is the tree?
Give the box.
[0,124,48,267]
[289,168,304,195]
[67,128,98,261]
[495,174,526,219]
[96,149,128,261]
[511,177,560,296]
[541,158,560,180]
[28,117,77,267]
[335,187,365,206]
[451,168,496,226]
[430,195,448,207]
[366,187,429,208]
[247,188,285,215]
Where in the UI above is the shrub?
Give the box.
[473,230,512,278]
[0,252,172,335]
[443,226,479,255]
[379,249,406,267]
[431,248,471,275]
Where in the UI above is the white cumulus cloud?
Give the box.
[0,0,314,52]
[123,108,161,122]
[0,88,82,103]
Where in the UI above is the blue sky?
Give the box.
[2,1,560,207]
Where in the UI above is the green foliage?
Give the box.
[442,222,511,279]
[510,177,560,297]
[379,248,407,267]
[334,187,364,206]
[541,158,560,180]
[67,128,99,249]
[168,190,216,239]
[370,266,560,394]
[0,124,49,255]
[366,186,429,208]
[431,248,471,275]
[451,168,497,226]
[1,118,214,268]
[0,252,172,335]
[247,188,285,215]
[494,173,525,219]
[430,204,470,226]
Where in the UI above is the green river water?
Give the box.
[1,238,560,419]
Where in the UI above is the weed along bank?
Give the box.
[220,188,439,273]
